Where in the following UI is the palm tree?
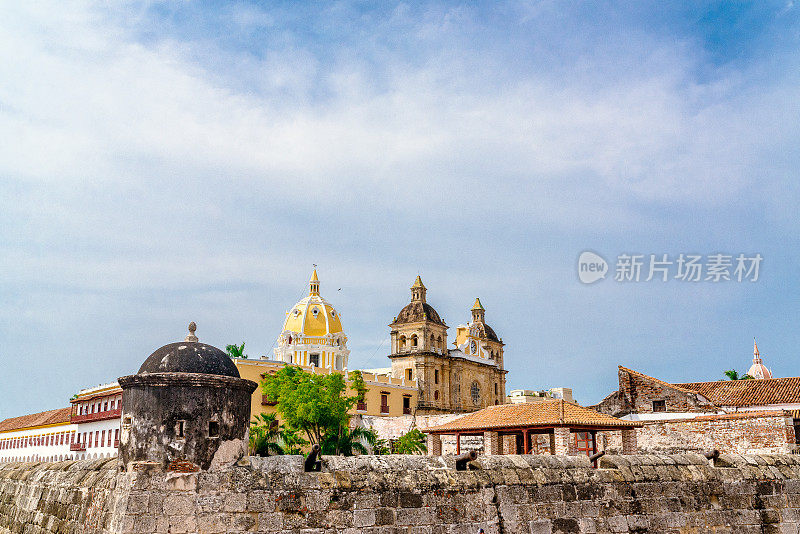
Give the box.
[320,425,378,456]
[724,369,754,380]
[393,428,428,455]
[249,413,284,456]
[226,342,248,359]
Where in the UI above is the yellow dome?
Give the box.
[282,271,344,337]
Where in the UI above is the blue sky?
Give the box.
[1,1,799,419]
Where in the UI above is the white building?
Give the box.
[69,382,123,460]
[0,408,76,462]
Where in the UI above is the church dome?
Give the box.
[137,322,240,378]
[747,340,773,379]
[392,301,445,326]
[391,275,446,327]
[281,270,344,337]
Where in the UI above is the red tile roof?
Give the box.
[0,407,72,433]
[675,377,800,407]
[618,366,708,396]
[423,399,640,433]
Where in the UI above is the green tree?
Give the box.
[226,342,248,359]
[249,412,308,456]
[249,413,283,456]
[724,369,754,380]
[393,428,428,455]
[321,426,378,456]
[261,366,364,447]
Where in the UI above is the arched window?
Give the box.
[411,335,418,348]
[399,335,407,350]
[437,336,443,350]
[430,334,435,349]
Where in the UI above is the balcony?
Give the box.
[71,407,121,424]
[380,405,389,414]
[356,402,367,411]
[114,440,119,448]
[70,443,86,452]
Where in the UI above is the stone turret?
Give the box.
[117,323,258,472]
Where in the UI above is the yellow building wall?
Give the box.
[233,359,418,424]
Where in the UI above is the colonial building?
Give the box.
[423,400,640,457]
[591,364,800,455]
[388,276,507,414]
[273,270,350,371]
[0,384,124,463]
[69,382,122,460]
[0,408,75,463]
[234,359,419,422]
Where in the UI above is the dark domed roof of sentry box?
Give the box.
[137,322,240,378]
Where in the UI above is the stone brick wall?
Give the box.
[0,458,120,533]
[592,367,716,417]
[6,453,800,533]
[600,412,796,455]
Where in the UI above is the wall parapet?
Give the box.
[4,453,800,533]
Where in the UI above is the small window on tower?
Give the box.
[208,421,219,438]
[434,369,439,384]
[652,400,666,412]
[330,310,336,317]
[175,420,186,439]
[406,368,413,381]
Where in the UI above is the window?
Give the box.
[399,336,407,350]
[406,368,413,381]
[176,420,186,438]
[114,429,119,446]
[470,381,481,405]
[101,430,106,447]
[208,421,219,438]
[434,390,439,400]
[311,307,320,318]
[574,431,595,456]
[403,396,411,414]
[309,353,320,367]
[380,393,389,414]
[411,335,418,347]
[652,400,666,412]
[103,401,108,411]
[434,369,439,384]
[356,400,367,411]
[494,383,498,395]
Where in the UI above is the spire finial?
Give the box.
[309,268,320,295]
[410,275,426,302]
[185,321,198,342]
[471,298,485,323]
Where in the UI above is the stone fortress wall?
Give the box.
[5,452,800,533]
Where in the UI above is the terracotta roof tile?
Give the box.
[618,366,703,396]
[423,399,640,433]
[675,377,800,407]
[0,407,72,433]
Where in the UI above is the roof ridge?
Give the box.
[618,365,699,395]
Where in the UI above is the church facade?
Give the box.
[388,276,507,414]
